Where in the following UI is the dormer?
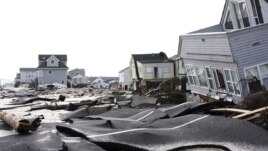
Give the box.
[222,0,268,31]
[46,55,59,67]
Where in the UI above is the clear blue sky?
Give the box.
[0,0,225,80]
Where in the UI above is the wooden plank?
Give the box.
[210,108,250,114]
[233,106,268,119]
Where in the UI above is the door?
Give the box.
[154,67,158,79]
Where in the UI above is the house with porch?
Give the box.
[37,54,69,86]
[178,0,268,102]
[130,52,175,93]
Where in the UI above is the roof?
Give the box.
[38,55,67,62]
[37,62,68,69]
[169,55,178,61]
[188,24,224,34]
[68,68,85,72]
[132,52,173,64]
[20,68,37,71]
[119,67,129,73]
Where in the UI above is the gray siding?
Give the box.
[180,33,233,62]
[39,69,67,85]
[228,23,268,97]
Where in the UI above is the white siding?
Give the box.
[46,56,59,67]
[260,0,268,23]
[180,33,233,62]
[38,69,67,85]
[141,63,174,80]
[20,71,37,83]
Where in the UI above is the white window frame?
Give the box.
[212,67,227,93]
[250,0,262,25]
[244,62,268,91]
[195,66,208,88]
[185,64,199,86]
[231,0,251,29]
[223,7,234,30]
[145,67,153,73]
[185,65,194,85]
[205,66,216,90]
[224,69,241,96]
[162,66,171,73]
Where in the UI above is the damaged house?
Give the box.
[130,52,175,93]
[37,54,69,86]
[178,0,268,102]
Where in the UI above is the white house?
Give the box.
[178,0,268,102]
[37,54,68,86]
[19,68,37,84]
[130,52,175,93]
[119,67,130,90]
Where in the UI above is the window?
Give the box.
[186,65,199,86]
[250,0,264,25]
[162,67,171,73]
[233,1,250,28]
[49,70,53,75]
[225,10,234,29]
[154,67,158,78]
[206,67,215,90]
[245,66,262,93]
[212,68,226,91]
[260,64,268,89]
[224,70,241,95]
[145,67,153,73]
[195,66,208,87]
[178,59,186,75]
[51,60,55,64]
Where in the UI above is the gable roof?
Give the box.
[132,52,172,64]
[119,67,129,73]
[37,61,68,69]
[39,55,67,62]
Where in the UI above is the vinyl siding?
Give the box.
[180,33,233,62]
[38,69,67,85]
[228,23,268,97]
[141,63,174,80]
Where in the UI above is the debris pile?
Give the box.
[0,87,268,151]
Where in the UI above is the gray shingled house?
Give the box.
[37,55,69,86]
[178,0,268,102]
[130,52,175,93]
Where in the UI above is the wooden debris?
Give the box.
[210,106,268,121]
[0,111,36,133]
[233,106,268,119]
[210,108,250,114]
[48,100,98,110]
